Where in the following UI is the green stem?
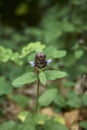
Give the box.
[35,72,40,113]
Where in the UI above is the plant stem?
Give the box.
[35,72,40,113]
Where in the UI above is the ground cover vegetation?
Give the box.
[0,0,87,130]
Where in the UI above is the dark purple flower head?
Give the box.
[35,52,46,61]
[29,52,52,69]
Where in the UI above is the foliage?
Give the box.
[0,113,68,130]
[43,119,68,130]
[12,72,37,88]
[0,121,18,130]
[39,89,57,107]
[0,42,45,65]
[44,70,67,80]
[79,121,87,130]
[0,77,12,95]
[0,40,68,129]
[39,71,47,85]
[54,91,87,109]
[9,94,29,109]
[66,91,81,108]
[54,94,66,108]
[0,0,87,129]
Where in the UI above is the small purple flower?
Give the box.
[29,61,35,67]
[29,52,52,69]
[46,59,52,65]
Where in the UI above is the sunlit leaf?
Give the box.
[12,72,37,88]
[17,111,29,122]
[45,70,67,80]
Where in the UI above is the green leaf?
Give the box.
[72,0,87,5]
[44,120,68,130]
[0,121,17,130]
[0,46,10,62]
[62,20,74,32]
[82,94,87,106]
[12,72,37,88]
[75,50,84,59]
[27,52,35,62]
[39,89,57,107]
[20,42,45,58]
[54,50,67,58]
[21,113,36,130]
[79,121,87,130]
[11,52,23,65]
[10,94,29,109]
[54,94,66,108]
[72,43,79,50]
[66,92,81,108]
[44,28,62,42]
[0,46,6,61]
[45,46,67,58]
[0,46,13,63]
[17,111,29,122]
[39,71,47,85]
[0,77,12,95]
[45,70,67,80]
[78,65,87,73]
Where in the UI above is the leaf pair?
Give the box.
[12,70,67,88]
[39,70,67,86]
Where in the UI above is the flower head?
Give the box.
[29,52,52,69]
